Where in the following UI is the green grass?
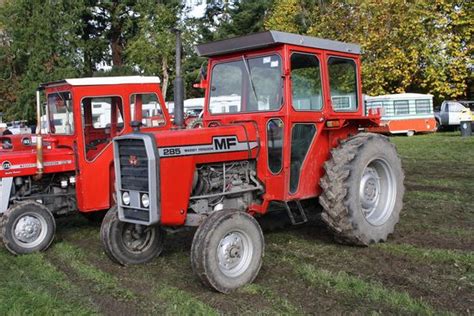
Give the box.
[377,243,474,268]
[152,285,218,315]
[0,250,96,315]
[241,283,303,314]
[51,242,135,301]
[286,257,437,315]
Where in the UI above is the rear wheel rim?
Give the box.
[122,224,155,254]
[217,230,253,278]
[359,158,397,226]
[12,212,48,248]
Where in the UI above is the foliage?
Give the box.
[266,0,473,102]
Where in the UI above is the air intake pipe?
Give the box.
[173,29,184,128]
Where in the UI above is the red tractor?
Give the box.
[0,77,171,254]
[101,31,405,293]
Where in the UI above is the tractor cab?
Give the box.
[0,76,170,255]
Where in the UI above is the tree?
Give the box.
[126,1,181,99]
[266,0,473,102]
[0,0,83,121]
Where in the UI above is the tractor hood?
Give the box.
[152,123,259,161]
[0,134,75,178]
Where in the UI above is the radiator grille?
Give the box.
[117,139,149,192]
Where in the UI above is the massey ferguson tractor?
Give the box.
[0,77,171,254]
[101,30,404,293]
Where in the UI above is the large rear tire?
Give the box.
[1,201,56,255]
[191,210,264,293]
[100,206,165,265]
[319,133,404,245]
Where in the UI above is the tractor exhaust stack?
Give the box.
[173,29,184,128]
[35,89,44,177]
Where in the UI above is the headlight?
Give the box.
[141,193,150,208]
[122,191,130,205]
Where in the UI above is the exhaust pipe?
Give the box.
[35,89,44,177]
[173,29,184,128]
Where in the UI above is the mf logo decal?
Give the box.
[213,136,237,150]
[129,155,139,167]
[158,136,258,157]
[1,161,11,170]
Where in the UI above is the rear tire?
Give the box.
[319,133,404,245]
[1,201,56,255]
[191,210,264,293]
[100,206,165,265]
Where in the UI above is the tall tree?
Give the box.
[126,1,181,99]
[0,0,83,120]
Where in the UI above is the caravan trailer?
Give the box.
[365,93,437,136]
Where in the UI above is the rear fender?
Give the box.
[0,177,13,214]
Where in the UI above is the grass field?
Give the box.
[0,132,473,315]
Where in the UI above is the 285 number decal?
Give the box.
[162,148,181,156]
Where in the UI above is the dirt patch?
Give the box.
[392,228,474,251]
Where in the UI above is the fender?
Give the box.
[0,177,13,214]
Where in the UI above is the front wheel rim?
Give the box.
[359,158,397,226]
[122,224,156,254]
[217,230,253,278]
[12,212,48,248]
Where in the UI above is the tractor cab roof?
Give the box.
[40,76,161,89]
[195,30,361,57]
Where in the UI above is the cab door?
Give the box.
[285,51,326,200]
[77,95,126,211]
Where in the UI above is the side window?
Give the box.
[290,124,316,193]
[328,57,358,111]
[267,119,283,174]
[291,53,323,111]
[46,92,74,134]
[394,100,409,115]
[131,93,166,128]
[415,99,431,114]
[82,96,124,161]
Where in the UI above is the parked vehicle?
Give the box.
[5,120,32,135]
[435,100,473,130]
[0,76,171,255]
[365,93,436,136]
[101,31,405,293]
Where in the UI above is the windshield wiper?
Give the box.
[241,56,259,107]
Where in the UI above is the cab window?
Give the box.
[291,53,323,111]
[328,57,358,111]
[130,93,166,127]
[209,55,283,114]
[46,92,74,134]
[81,96,124,161]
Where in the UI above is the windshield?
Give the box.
[209,55,283,114]
[45,91,74,134]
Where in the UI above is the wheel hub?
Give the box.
[122,225,154,253]
[217,231,252,278]
[359,159,397,226]
[360,167,380,210]
[14,215,42,244]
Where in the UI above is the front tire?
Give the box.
[100,206,165,265]
[191,210,264,293]
[319,133,404,245]
[1,201,56,255]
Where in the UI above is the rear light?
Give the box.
[326,120,341,128]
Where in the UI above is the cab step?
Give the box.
[281,200,308,225]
